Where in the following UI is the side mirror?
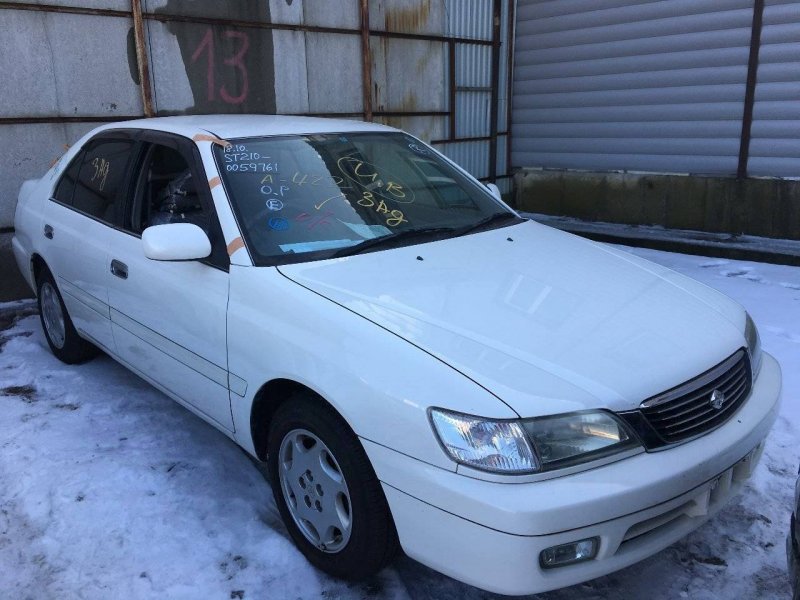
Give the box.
[486,182,502,201]
[142,223,211,261]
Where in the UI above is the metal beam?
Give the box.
[0,111,451,126]
[359,0,373,121]
[448,39,456,139]
[374,111,449,118]
[131,0,154,117]
[737,0,765,179]
[431,132,509,145]
[0,1,129,18]
[505,0,516,178]
[0,116,141,125]
[487,0,502,183]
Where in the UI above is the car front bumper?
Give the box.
[364,352,781,596]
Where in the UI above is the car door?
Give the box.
[105,132,234,432]
[42,133,138,353]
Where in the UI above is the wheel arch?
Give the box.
[31,253,48,289]
[250,378,347,461]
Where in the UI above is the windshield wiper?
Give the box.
[330,213,522,258]
[452,212,523,237]
[331,226,457,257]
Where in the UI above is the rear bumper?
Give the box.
[365,352,781,595]
[11,235,35,293]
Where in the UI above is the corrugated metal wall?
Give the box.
[512,0,768,177]
[1,0,514,229]
[442,0,513,194]
[749,0,800,177]
[0,6,144,228]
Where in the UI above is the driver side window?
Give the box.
[128,140,229,270]
[132,144,206,234]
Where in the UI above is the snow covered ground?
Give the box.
[0,246,797,600]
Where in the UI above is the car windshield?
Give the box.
[212,132,518,265]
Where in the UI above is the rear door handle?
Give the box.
[44,224,54,239]
[110,259,128,280]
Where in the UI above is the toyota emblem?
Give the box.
[709,389,726,410]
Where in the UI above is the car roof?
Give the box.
[95,114,398,140]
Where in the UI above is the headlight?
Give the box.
[430,408,639,474]
[522,411,638,471]
[429,410,539,473]
[745,312,763,377]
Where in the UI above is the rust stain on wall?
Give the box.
[399,91,418,111]
[384,0,431,33]
[415,47,433,73]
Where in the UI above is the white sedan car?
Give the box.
[13,116,780,595]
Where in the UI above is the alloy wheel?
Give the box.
[278,428,353,553]
[40,281,66,349]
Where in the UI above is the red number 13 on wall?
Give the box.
[191,27,250,105]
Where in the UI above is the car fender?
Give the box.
[227,265,518,471]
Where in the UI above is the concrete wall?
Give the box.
[514,168,800,241]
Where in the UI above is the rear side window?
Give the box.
[52,152,83,206]
[72,140,135,223]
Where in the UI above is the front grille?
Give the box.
[638,349,752,445]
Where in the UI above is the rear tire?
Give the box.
[36,268,98,364]
[267,393,399,580]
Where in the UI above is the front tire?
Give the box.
[267,393,399,580]
[36,268,98,364]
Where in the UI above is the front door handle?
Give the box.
[44,224,54,239]
[110,259,128,280]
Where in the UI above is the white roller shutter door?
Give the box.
[511,0,755,175]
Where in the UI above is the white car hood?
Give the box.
[278,221,747,417]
